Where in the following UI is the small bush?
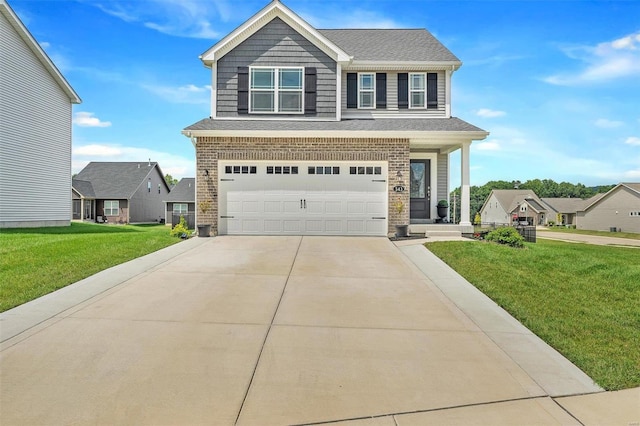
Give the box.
[170,216,190,238]
[485,227,525,248]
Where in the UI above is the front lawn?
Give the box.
[425,239,640,391]
[0,223,180,312]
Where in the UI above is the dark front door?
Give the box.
[410,160,431,221]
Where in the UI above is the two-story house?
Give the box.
[1,0,81,228]
[182,0,488,236]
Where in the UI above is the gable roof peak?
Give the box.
[200,0,351,65]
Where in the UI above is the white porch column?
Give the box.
[460,141,471,226]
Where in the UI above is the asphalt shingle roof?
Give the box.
[318,29,460,63]
[71,179,95,198]
[165,178,195,203]
[74,162,164,199]
[185,117,485,133]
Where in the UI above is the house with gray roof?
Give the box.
[0,0,81,228]
[576,183,640,233]
[164,178,195,228]
[541,195,604,227]
[73,161,170,224]
[480,189,549,226]
[182,0,488,237]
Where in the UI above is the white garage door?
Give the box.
[219,162,387,236]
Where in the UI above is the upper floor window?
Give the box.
[358,73,375,109]
[399,72,438,110]
[409,73,426,108]
[250,67,303,113]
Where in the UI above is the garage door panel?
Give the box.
[219,162,387,236]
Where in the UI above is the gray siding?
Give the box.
[577,187,640,232]
[481,194,510,224]
[129,168,170,223]
[0,11,72,228]
[342,70,446,117]
[436,153,448,202]
[217,17,336,118]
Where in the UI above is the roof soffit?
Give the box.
[200,1,351,65]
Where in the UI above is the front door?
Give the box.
[410,160,431,221]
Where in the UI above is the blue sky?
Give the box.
[11,0,640,187]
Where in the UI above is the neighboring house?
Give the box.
[164,178,196,228]
[541,195,604,226]
[0,0,81,228]
[71,179,96,221]
[576,183,640,233]
[480,189,549,226]
[182,0,488,236]
[73,162,170,224]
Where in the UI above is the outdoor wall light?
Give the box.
[204,169,209,177]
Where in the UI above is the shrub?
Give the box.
[170,216,190,238]
[485,227,525,248]
[547,221,555,227]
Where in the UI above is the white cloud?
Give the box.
[73,112,112,128]
[476,108,506,118]
[141,83,211,104]
[544,31,640,85]
[625,136,640,146]
[595,118,623,128]
[624,169,640,179]
[86,0,231,38]
[39,41,51,49]
[73,143,195,179]
[475,141,501,151]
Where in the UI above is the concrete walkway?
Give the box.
[537,228,640,247]
[1,236,637,425]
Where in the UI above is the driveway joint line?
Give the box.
[551,397,586,426]
[291,395,558,425]
[234,236,304,425]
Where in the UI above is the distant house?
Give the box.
[164,178,195,228]
[71,179,96,221]
[73,162,170,224]
[0,0,81,228]
[541,194,604,226]
[479,189,548,226]
[576,183,640,233]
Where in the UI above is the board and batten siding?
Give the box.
[341,70,447,117]
[0,11,73,228]
[216,17,336,119]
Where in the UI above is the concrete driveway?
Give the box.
[1,236,630,425]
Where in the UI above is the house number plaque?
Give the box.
[393,185,406,192]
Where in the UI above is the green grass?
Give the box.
[539,227,640,240]
[0,223,181,312]
[425,239,640,391]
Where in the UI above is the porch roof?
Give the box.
[184,117,485,134]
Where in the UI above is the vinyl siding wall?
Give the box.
[577,187,640,232]
[216,17,336,118]
[341,70,446,117]
[129,168,170,223]
[481,194,510,224]
[436,153,448,202]
[0,11,72,228]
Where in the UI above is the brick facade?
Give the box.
[195,136,410,235]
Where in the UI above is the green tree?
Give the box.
[164,174,179,188]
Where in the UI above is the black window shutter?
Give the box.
[346,73,357,109]
[427,72,438,109]
[398,73,408,109]
[376,73,387,109]
[305,67,317,114]
[237,66,249,114]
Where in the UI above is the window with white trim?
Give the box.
[173,203,188,214]
[358,73,375,109]
[250,67,303,113]
[409,73,426,108]
[104,200,119,216]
